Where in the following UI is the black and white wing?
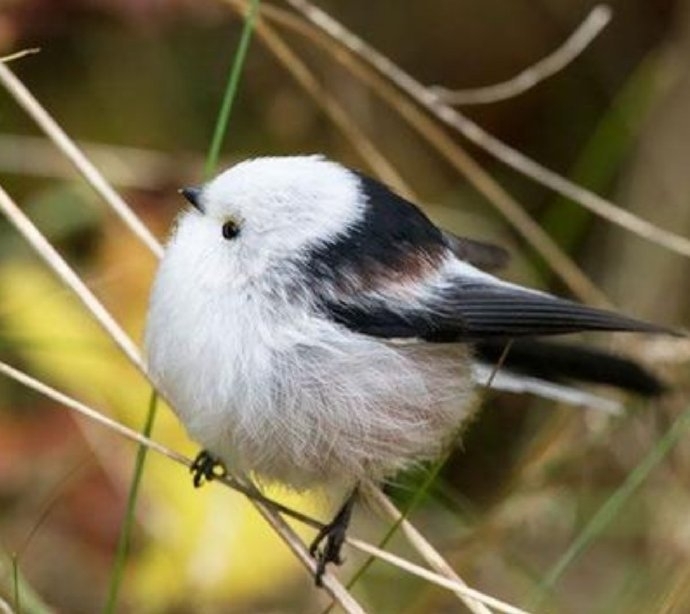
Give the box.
[306,172,669,342]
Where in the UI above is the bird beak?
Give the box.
[179,186,203,212]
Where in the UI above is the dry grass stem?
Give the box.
[0,361,188,468]
[365,483,493,614]
[252,506,367,613]
[430,5,611,105]
[253,1,609,306]
[283,0,690,260]
[0,184,144,370]
[0,360,323,530]
[346,536,529,614]
[0,63,163,258]
[0,48,41,63]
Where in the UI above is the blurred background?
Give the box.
[1,0,690,612]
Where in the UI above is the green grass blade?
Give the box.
[204,0,261,178]
[2,552,53,614]
[13,553,20,613]
[534,408,690,605]
[103,392,158,614]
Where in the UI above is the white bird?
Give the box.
[144,155,668,582]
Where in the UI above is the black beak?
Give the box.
[179,186,203,211]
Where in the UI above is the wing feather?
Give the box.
[305,170,671,341]
[321,281,670,341]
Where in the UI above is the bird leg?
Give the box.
[190,449,227,488]
[309,488,358,586]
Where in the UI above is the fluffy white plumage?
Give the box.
[145,156,478,490]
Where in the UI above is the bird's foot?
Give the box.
[190,450,227,488]
[309,492,357,586]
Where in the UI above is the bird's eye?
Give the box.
[221,220,240,240]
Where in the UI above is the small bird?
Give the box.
[144,155,670,583]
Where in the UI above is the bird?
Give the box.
[144,155,671,584]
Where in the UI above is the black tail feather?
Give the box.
[474,339,666,397]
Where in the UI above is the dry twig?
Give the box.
[0,48,41,63]
[0,134,199,189]
[430,5,611,105]
[0,185,143,369]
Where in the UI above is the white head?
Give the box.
[179,155,365,263]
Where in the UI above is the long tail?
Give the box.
[474,339,665,397]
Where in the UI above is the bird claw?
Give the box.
[309,493,356,586]
[190,450,227,488]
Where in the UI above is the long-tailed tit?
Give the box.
[144,155,671,583]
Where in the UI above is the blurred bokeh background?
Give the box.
[1,0,689,612]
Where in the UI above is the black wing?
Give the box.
[305,171,669,341]
[323,280,670,342]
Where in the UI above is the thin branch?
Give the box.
[0,63,163,258]
[250,503,366,613]
[0,361,187,469]
[430,5,612,105]
[365,483,493,614]
[283,0,690,260]
[0,48,41,64]
[347,535,529,614]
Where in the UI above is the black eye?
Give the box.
[221,220,240,240]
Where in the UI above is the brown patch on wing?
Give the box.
[335,242,447,295]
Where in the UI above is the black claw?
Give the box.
[309,491,357,586]
[190,450,227,488]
